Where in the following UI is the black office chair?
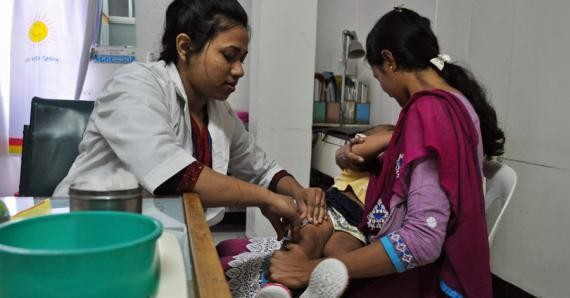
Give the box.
[19,97,95,196]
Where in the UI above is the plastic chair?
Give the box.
[483,159,517,246]
[18,97,94,196]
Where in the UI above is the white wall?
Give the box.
[440,1,570,297]
[245,0,318,237]
[134,0,172,63]
[316,1,570,296]
[437,1,570,296]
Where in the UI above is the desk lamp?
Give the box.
[340,30,365,126]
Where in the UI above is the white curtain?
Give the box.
[7,0,101,154]
[0,0,14,157]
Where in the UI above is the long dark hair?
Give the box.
[159,0,248,64]
[366,8,505,157]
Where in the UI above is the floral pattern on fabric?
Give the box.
[387,232,417,270]
[328,207,367,243]
[366,200,390,230]
[225,237,282,298]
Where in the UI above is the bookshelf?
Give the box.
[313,72,370,126]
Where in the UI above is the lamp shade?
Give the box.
[348,40,365,59]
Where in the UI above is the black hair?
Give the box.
[159,0,248,64]
[365,8,505,157]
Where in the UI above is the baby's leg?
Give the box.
[295,219,334,259]
[323,231,364,257]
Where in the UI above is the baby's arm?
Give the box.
[335,124,394,171]
[350,125,394,163]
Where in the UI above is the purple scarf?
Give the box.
[357,89,492,297]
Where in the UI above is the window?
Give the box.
[100,0,136,46]
[108,0,135,25]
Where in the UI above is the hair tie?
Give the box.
[394,4,405,12]
[430,54,451,71]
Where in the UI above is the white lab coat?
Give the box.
[54,61,284,221]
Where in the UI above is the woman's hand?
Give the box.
[269,243,320,289]
[260,193,300,240]
[292,187,327,224]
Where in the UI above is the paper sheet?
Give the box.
[11,198,51,220]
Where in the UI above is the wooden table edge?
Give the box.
[182,193,231,298]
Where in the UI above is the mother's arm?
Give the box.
[269,239,396,289]
[270,157,450,287]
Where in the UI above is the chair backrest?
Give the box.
[19,97,95,196]
[483,159,517,246]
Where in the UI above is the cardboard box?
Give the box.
[355,103,370,124]
[326,102,341,123]
[343,100,356,124]
[313,102,326,123]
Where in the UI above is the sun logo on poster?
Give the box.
[27,15,55,47]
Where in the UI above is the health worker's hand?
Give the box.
[292,187,327,225]
[260,193,300,240]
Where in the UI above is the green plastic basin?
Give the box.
[0,211,163,298]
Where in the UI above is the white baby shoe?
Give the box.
[300,258,349,298]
